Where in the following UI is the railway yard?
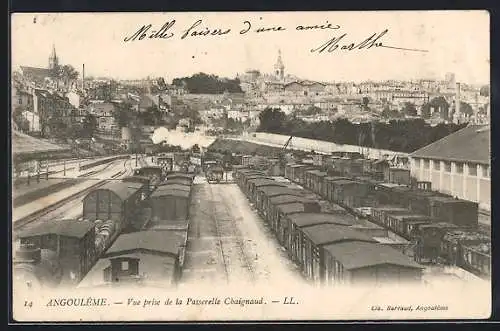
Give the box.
[12,149,491,291]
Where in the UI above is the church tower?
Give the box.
[274,50,285,81]
[49,44,59,70]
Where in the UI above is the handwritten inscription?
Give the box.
[122,19,428,54]
[311,29,388,53]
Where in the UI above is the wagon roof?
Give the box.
[306,169,327,176]
[257,186,303,196]
[419,222,459,229]
[324,176,351,182]
[269,195,309,205]
[98,181,143,201]
[160,178,193,186]
[105,231,185,257]
[276,202,306,215]
[287,212,355,227]
[428,196,476,205]
[166,173,194,180]
[248,178,287,187]
[372,206,408,212]
[301,223,376,246]
[17,219,94,239]
[323,241,423,270]
[377,182,406,189]
[332,179,358,185]
[121,175,150,183]
[389,213,432,220]
[155,183,191,191]
[151,187,190,198]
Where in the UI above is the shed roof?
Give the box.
[17,219,94,239]
[97,181,143,201]
[324,241,423,270]
[410,124,490,164]
[287,212,355,227]
[104,231,185,257]
[301,223,376,246]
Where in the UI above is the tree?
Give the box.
[402,102,417,116]
[12,107,30,132]
[257,108,287,133]
[459,101,474,116]
[480,85,489,97]
[81,114,98,138]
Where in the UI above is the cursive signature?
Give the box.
[123,21,176,42]
[311,29,428,53]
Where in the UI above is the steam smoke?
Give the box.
[151,127,216,149]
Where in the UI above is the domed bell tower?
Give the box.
[274,50,285,81]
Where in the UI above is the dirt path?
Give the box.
[180,177,305,288]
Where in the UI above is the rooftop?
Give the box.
[323,241,423,270]
[17,219,94,239]
[410,124,490,164]
[287,212,355,227]
[104,231,185,257]
[301,223,376,246]
[12,131,71,159]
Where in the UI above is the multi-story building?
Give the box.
[409,124,490,211]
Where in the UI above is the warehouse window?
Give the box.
[469,164,477,176]
[455,162,463,174]
[423,159,430,169]
[121,261,129,271]
[434,161,440,171]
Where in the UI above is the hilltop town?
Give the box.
[12,46,490,154]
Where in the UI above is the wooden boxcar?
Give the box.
[323,177,351,202]
[428,196,479,228]
[385,167,411,185]
[384,213,434,240]
[285,212,356,259]
[305,170,328,195]
[370,206,409,227]
[460,241,491,276]
[297,223,377,284]
[413,222,460,263]
[149,186,191,223]
[256,186,303,215]
[83,181,144,230]
[246,178,286,203]
[16,220,96,285]
[322,241,423,286]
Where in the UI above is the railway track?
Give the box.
[206,181,257,284]
[13,169,126,231]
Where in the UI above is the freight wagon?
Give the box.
[83,181,146,231]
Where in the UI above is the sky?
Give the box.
[11,11,490,85]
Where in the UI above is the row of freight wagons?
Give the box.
[233,168,424,287]
[284,162,490,277]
